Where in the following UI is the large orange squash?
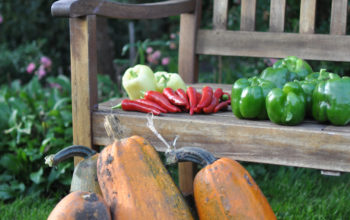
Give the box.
[47,191,111,220]
[45,145,101,195]
[170,147,276,220]
[97,135,193,220]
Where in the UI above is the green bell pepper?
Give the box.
[266,81,306,125]
[260,66,295,88]
[154,71,187,92]
[122,64,157,100]
[304,68,340,81]
[232,76,276,119]
[293,80,317,118]
[312,76,350,126]
[273,56,313,80]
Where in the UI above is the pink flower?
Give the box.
[147,50,162,65]
[151,50,161,60]
[170,33,176,39]
[169,42,176,50]
[40,56,52,69]
[147,54,158,65]
[36,65,46,79]
[146,47,153,54]
[0,14,3,24]
[49,83,62,89]
[26,62,36,74]
[161,57,170,66]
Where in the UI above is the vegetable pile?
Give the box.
[117,57,350,126]
[114,86,230,115]
[232,56,350,126]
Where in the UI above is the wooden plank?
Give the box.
[330,0,348,35]
[178,162,195,196]
[52,0,196,19]
[240,0,256,31]
[213,0,229,30]
[196,29,350,62]
[299,0,316,34]
[70,15,98,152]
[178,0,202,83]
[269,0,286,32]
[92,103,350,172]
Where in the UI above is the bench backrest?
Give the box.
[179,0,350,83]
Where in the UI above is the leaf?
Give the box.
[0,173,13,182]
[0,154,22,174]
[0,184,13,200]
[53,97,70,110]
[121,44,130,56]
[30,167,43,184]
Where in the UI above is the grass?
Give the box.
[245,164,350,219]
[0,193,62,220]
[1,164,349,219]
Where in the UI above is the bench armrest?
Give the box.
[51,0,196,19]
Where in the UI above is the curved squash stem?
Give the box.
[166,146,217,167]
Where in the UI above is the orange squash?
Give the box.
[97,135,193,220]
[45,145,101,195]
[170,147,276,220]
[47,191,111,220]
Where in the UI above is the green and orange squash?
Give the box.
[168,147,276,220]
[45,145,101,195]
[47,191,111,220]
[97,135,193,220]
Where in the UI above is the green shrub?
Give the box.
[0,69,121,201]
[0,75,73,201]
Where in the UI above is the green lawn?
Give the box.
[1,164,349,219]
[0,194,61,220]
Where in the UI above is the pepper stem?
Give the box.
[112,103,122,109]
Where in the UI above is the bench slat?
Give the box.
[330,0,348,35]
[269,0,286,32]
[240,0,256,31]
[93,97,350,172]
[178,0,202,84]
[299,0,317,34]
[213,0,229,30]
[196,29,350,62]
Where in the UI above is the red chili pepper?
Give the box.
[186,87,197,115]
[135,99,167,113]
[194,91,202,113]
[112,99,161,115]
[175,88,190,110]
[197,86,213,109]
[203,95,219,114]
[163,87,187,107]
[214,88,223,99]
[144,90,181,113]
[213,100,231,113]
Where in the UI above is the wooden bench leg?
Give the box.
[69,15,98,165]
[179,162,196,195]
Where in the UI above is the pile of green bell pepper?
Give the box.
[231,56,350,126]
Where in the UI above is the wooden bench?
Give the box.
[51,0,350,194]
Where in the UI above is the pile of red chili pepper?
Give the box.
[112,86,231,116]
